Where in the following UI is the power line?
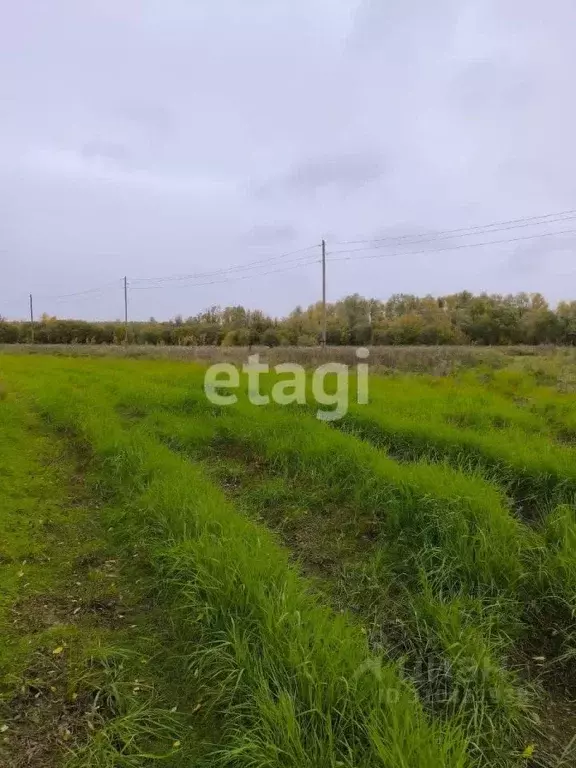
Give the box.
[36,279,123,301]
[130,244,319,285]
[0,297,31,311]
[131,251,320,289]
[327,226,576,264]
[332,213,576,254]
[131,258,319,292]
[330,213,576,254]
[333,207,576,248]
[5,246,320,318]
[7,206,576,319]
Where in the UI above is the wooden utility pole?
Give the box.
[368,299,374,346]
[321,239,327,347]
[123,276,129,344]
[29,293,34,343]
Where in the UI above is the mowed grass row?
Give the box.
[2,357,470,768]
[124,368,575,609]
[337,375,576,512]
[145,385,528,597]
[105,366,576,766]
[0,384,205,767]
[67,356,576,660]
[234,364,576,511]
[479,366,576,443]
[81,363,547,763]
[142,404,536,766]
[6,356,576,765]
[11,356,575,644]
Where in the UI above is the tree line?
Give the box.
[2,291,576,346]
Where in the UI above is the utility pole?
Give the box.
[29,293,34,343]
[123,276,129,345]
[368,299,374,346]
[321,239,327,347]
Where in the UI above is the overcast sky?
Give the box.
[2,0,576,321]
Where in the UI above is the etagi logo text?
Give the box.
[204,349,369,421]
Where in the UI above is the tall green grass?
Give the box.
[116,364,576,765]
[143,391,529,597]
[483,366,576,443]
[4,359,470,768]
[7,355,576,766]
[87,365,534,764]
[525,505,576,680]
[338,375,576,511]
[0,379,201,767]
[141,399,537,763]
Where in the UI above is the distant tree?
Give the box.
[0,322,19,343]
[297,333,317,347]
[1,290,576,347]
[261,328,280,347]
[222,328,250,346]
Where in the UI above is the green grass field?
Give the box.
[1,351,575,767]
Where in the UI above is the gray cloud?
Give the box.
[452,59,531,112]
[80,141,131,165]
[253,153,386,199]
[241,224,298,246]
[506,233,576,275]
[1,0,576,320]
